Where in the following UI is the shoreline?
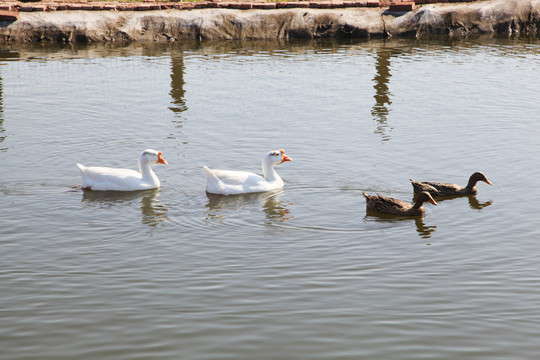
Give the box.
[1,0,539,42]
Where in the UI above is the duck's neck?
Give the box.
[464,177,478,193]
[139,161,159,185]
[262,161,281,182]
[412,200,424,210]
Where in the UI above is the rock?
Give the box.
[0,0,538,42]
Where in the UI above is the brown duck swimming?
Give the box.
[362,191,437,216]
[410,172,493,197]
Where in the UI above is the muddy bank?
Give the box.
[1,0,539,42]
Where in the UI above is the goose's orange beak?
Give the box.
[280,149,292,163]
[429,198,438,206]
[157,152,168,165]
[484,179,493,186]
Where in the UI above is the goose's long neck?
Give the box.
[262,160,280,182]
[139,160,159,184]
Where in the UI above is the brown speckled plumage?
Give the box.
[410,172,492,197]
[362,191,437,216]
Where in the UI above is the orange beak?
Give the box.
[280,149,292,163]
[429,198,438,206]
[484,179,493,186]
[157,151,168,165]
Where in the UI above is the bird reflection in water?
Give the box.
[468,195,493,210]
[81,189,169,227]
[415,193,494,211]
[205,190,293,223]
[364,210,437,239]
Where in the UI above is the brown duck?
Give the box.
[362,191,437,216]
[410,172,493,197]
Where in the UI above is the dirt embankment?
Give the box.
[1,0,539,42]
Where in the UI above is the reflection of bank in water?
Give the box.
[205,190,293,223]
[371,46,404,142]
[81,188,169,227]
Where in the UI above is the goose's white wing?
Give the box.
[77,164,149,191]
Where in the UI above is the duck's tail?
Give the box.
[409,178,423,194]
[76,163,92,190]
[204,165,222,183]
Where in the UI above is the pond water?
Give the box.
[1,36,540,359]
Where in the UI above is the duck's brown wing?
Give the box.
[374,194,411,213]
[424,181,462,194]
[377,194,408,206]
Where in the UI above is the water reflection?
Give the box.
[169,53,187,114]
[0,72,5,151]
[364,211,437,239]
[468,195,493,210]
[0,50,13,151]
[423,194,493,210]
[81,189,169,227]
[371,46,402,142]
[205,191,293,223]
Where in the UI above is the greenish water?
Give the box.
[1,37,539,359]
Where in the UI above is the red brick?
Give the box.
[310,1,334,8]
[343,1,366,6]
[0,9,19,20]
[253,2,276,8]
[389,2,415,10]
[20,4,46,11]
[277,2,306,8]
[319,2,334,8]
[228,3,252,9]
[135,4,151,10]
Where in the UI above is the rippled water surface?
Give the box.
[1,37,540,359]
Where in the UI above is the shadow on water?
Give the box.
[81,188,169,227]
[205,190,293,223]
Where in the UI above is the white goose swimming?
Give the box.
[204,149,292,195]
[77,149,168,191]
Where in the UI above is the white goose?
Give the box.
[204,149,292,195]
[77,149,168,191]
